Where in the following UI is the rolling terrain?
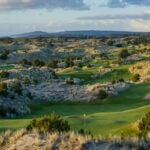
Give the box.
[0,83,149,137]
[0,32,149,150]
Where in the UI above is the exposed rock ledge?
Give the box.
[30,81,132,102]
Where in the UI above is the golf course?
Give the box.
[0,83,149,137]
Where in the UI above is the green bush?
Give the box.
[23,77,31,85]
[32,59,45,67]
[97,90,108,99]
[33,78,38,85]
[26,91,33,99]
[47,60,58,68]
[139,112,150,137]
[0,105,5,117]
[66,79,74,85]
[118,78,125,83]
[132,74,140,82]
[106,39,114,46]
[65,57,74,68]
[87,64,92,68]
[19,59,31,66]
[0,82,8,97]
[12,81,22,95]
[111,79,116,84]
[27,113,70,134]
[75,62,82,68]
[0,50,9,60]
[0,71,9,78]
[119,49,130,59]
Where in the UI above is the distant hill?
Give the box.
[11,30,146,38]
[11,31,50,38]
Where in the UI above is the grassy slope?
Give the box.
[0,83,149,137]
[57,65,132,85]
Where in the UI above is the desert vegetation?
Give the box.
[0,33,149,149]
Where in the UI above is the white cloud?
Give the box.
[129,20,150,31]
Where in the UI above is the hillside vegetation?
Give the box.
[0,33,149,149]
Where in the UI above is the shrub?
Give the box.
[19,59,31,66]
[106,39,114,46]
[65,58,74,68]
[119,49,130,59]
[97,90,108,99]
[66,79,74,85]
[27,113,70,134]
[0,53,8,60]
[33,78,38,85]
[139,111,150,137]
[32,59,45,67]
[26,91,33,99]
[132,74,140,82]
[115,43,123,47]
[118,78,125,83]
[111,79,116,84]
[78,129,85,135]
[0,82,8,97]
[0,105,5,117]
[75,62,82,68]
[11,81,22,95]
[47,60,58,68]
[0,50,9,60]
[0,71,9,78]
[87,64,92,68]
[23,77,31,85]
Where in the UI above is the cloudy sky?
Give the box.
[0,0,150,36]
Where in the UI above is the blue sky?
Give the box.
[0,0,149,36]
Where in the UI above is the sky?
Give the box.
[0,0,150,36]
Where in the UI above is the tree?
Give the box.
[23,77,31,85]
[0,50,9,60]
[12,81,22,95]
[33,78,38,85]
[0,105,5,117]
[97,90,108,99]
[32,59,45,67]
[0,71,9,78]
[27,113,70,134]
[0,82,8,97]
[106,39,114,46]
[119,49,130,59]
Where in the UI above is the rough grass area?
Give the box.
[0,83,149,137]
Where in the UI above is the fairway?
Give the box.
[57,65,132,85]
[0,83,150,137]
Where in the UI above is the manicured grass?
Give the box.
[58,66,132,85]
[58,68,98,82]
[0,83,149,137]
